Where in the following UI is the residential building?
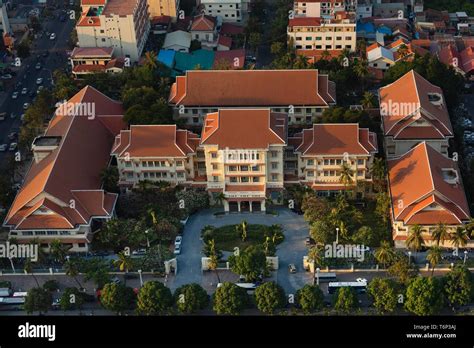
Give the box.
[378,70,453,158]
[70,47,124,78]
[189,14,219,49]
[3,86,126,252]
[438,44,474,79]
[163,30,192,52]
[367,39,429,72]
[293,0,358,19]
[147,0,179,20]
[287,123,378,198]
[111,125,200,190]
[387,142,472,248]
[200,109,288,212]
[168,69,336,126]
[287,13,357,52]
[76,0,150,63]
[198,0,251,24]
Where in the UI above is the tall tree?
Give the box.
[374,241,396,268]
[432,223,449,246]
[427,246,442,276]
[406,224,424,256]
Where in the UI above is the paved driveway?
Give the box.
[168,207,311,294]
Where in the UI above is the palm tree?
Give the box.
[320,50,331,61]
[432,222,449,246]
[50,239,69,264]
[207,239,221,283]
[240,220,248,242]
[361,91,376,109]
[427,246,442,276]
[406,224,424,257]
[337,48,351,66]
[396,44,410,59]
[451,226,469,249]
[339,162,354,189]
[374,241,396,268]
[114,251,133,274]
[214,192,225,206]
[354,58,369,91]
[64,259,83,290]
[370,157,385,191]
[293,54,309,69]
[23,259,40,287]
[144,51,157,69]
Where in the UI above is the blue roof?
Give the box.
[157,49,176,68]
[376,25,392,35]
[174,49,215,73]
[357,21,375,33]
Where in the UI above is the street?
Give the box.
[0,6,75,170]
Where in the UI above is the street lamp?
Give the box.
[144,229,150,248]
[316,267,320,286]
[408,251,412,265]
[8,257,15,274]
[335,227,339,244]
[464,250,468,265]
[138,269,143,287]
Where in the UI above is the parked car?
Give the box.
[50,33,56,40]
[305,237,315,246]
[174,235,182,246]
[174,244,181,255]
[9,143,17,151]
[0,144,7,151]
[35,63,41,70]
[21,87,27,95]
[11,91,18,100]
[36,77,43,85]
[1,74,12,79]
[23,103,30,110]
[8,132,17,140]
[288,264,297,273]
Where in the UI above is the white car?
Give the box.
[35,63,41,70]
[23,103,30,110]
[37,86,44,94]
[50,33,56,40]
[21,88,27,95]
[9,143,17,151]
[1,74,13,79]
[0,144,7,151]
[174,235,182,246]
[174,244,181,255]
[12,91,18,99]
[132,248,146,256]
[36,77,43,85]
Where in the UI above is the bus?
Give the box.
[0,297,25,305]
[328,279,367,294]
[315,272,337,283]
[217,283,258,294]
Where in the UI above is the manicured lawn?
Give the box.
[202,224,284,252]
[359,200,391,246]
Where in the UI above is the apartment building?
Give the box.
[147,0,179,19]
[3,86,126,252]
[76,0,150,63]
[287,13,357,52]
[70,47,125,78]
[378,70,453,158]
[388,142,472,248]
[287,123,378,197]
[110,125,200,189]
[199,0,251,24]
[168,69,336,126]
[293,0,358,18]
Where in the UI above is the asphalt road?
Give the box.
[0,7,75,171]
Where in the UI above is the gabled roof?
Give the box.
[169,70,334,107]
[291,124,377,156]
[111,125,199,158]
[4,86,125,230]
[190,14,216,31]
[379,70,453,139]
[201,109,287,149]
[460,46,474,74]
[388,142,470,225]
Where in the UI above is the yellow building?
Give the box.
[147,0,179,20]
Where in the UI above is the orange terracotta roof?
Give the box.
[71,47,114,58]
[379,70,453,139]
[288,17,322,27]
[201,109,287,149]
[191,14,216,31]
[73,64,106,73]
[294,124,378,156]
[4,86,124,230]
[460,46,474,74]
[111,125,198,158]
[387,142,470,226]
[169,70,332,107]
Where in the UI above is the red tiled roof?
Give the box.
[460,46,474,74]
[288,17,322,27]
[220,23,244,36]
[293,124,378,156]
[190,14,216,31]
[213,49,245,69]
[218,35,232,48]
[379,70,453,139]
[71,47,114,58]
[4,86,125,230]
[201,109,287,149]
[169,70,333,107]
[111,125,199,158]
[388,142,470,225]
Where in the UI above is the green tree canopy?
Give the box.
[333,287,359,313]
[254,282,286,314]
[100,283,136,314]
[174,283,209,314]
[137,281,173,315]
[229,245,267,282]
[296,284,324,314]
[24,287,52,314]
[213,282,249,315]
[367,278,399,314]
[405,277,444,316]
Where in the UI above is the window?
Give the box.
[241,165,249,171]
[213,176,219,182]
[271,174,278,181]
[271,151,278,158]
[230,177,238,183]
[211,152,217,159]
[271,163,278,169]
[307,171,314,177]
[357,159,364,165]
[252,177,260,182]
[212,164,218,170]
[177,172,184,178]
[307,159,314,165]
[252,165,259,171]
[176,161,183,167]
[241,177,249,183]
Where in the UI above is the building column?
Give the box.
[237,201,241,212]
[249,202,253,212]
[223,200,229,212]
[261,199,266,212]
